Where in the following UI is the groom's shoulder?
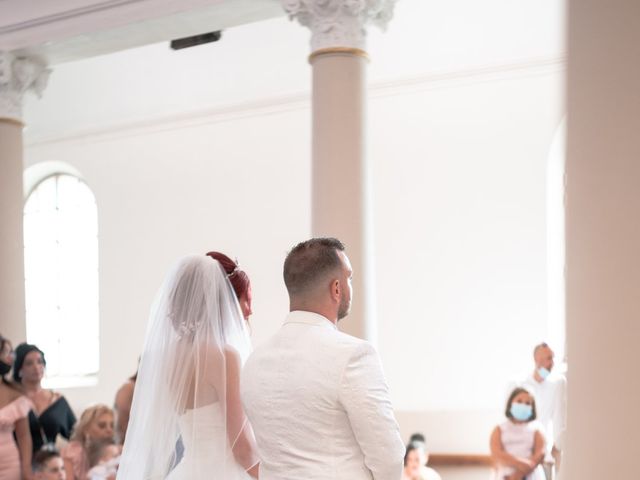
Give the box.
[332,329,369,348]
[324,330,380,363]
[247,322,372,360]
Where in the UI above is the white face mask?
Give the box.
[510,402,533,421]
[537,366,551,380]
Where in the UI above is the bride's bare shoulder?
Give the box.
[197,345,240,375]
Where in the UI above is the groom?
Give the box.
[241,238,405,480]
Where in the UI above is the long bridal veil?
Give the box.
[117,255,258,479]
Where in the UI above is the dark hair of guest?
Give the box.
[33,449,61,472]
[13,343,46,383]
[0,334,20,391]
[404,441,426,466]
[533,341,550,356]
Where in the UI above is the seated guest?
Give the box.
[0,334,33,480]
[402,440,442,480]
[61,405,115,480]
[490,387,545,480]
[13,343,76,453]
[33,450,66,480]
[86,438,121,480]
[113,367,137,444]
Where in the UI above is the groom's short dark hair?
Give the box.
[283,237,346,296]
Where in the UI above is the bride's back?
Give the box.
[118,255,254,480]
[174,341,225,412]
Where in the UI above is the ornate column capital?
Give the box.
[282,0,397,52]
[0,52,50,123]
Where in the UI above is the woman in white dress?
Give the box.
[117,254,259,480]
[490,387,545,480]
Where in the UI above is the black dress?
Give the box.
[28,396,76,453]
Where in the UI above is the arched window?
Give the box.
[24,173,99,387]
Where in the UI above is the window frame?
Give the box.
[23,171,100,388]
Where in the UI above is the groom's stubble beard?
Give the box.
[337,290,351,321]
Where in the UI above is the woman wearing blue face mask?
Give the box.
[490,387,545,480]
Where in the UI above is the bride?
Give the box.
[117,253,259,479]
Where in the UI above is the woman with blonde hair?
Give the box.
[62,404,115,480]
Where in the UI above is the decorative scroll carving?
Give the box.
[282,0,396,51]
[0,52,50,122]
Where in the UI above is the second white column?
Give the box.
[284,1,396,340]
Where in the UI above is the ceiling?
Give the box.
[0,0,284,64]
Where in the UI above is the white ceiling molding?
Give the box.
[23,55,565,147]
[0,0,284,64]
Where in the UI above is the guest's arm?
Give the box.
[339,342,405,480]
[14,416,33,480]
[114,381,134,443]
[530,430,546,467]
[490,427,534,474]
[506,429,545,479]
[61,441,84,480]
[62,448,76,480]
[63,459,75,480]
[61,396,77,440]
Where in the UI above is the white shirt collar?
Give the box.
[283,310,338,331]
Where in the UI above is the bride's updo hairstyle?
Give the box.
[206,251,250,301]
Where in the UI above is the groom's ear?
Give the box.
[330,278,341,302]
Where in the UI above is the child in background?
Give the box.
[490,387,545,480]
[33,450,66,480]
[402,440,441,480]
[86,439,121,480]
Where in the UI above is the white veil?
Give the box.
[117,255,259,479]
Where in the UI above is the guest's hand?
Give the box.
[514,457,535,473]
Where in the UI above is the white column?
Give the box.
[564,0,640,478]
[283,0,396,341]
[0,52,49,343]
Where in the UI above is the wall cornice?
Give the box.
[24,56,566,148]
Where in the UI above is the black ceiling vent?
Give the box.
[170,31,222,50]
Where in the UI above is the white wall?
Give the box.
[21,0,566,474]
[372,66,564,444]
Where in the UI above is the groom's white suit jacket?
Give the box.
[241,311,405,480]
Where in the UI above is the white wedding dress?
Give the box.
[118,255,258,480]
[167,403,252,480]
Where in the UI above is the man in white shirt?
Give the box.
[241,237,405,480]
[514,343,567,480]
